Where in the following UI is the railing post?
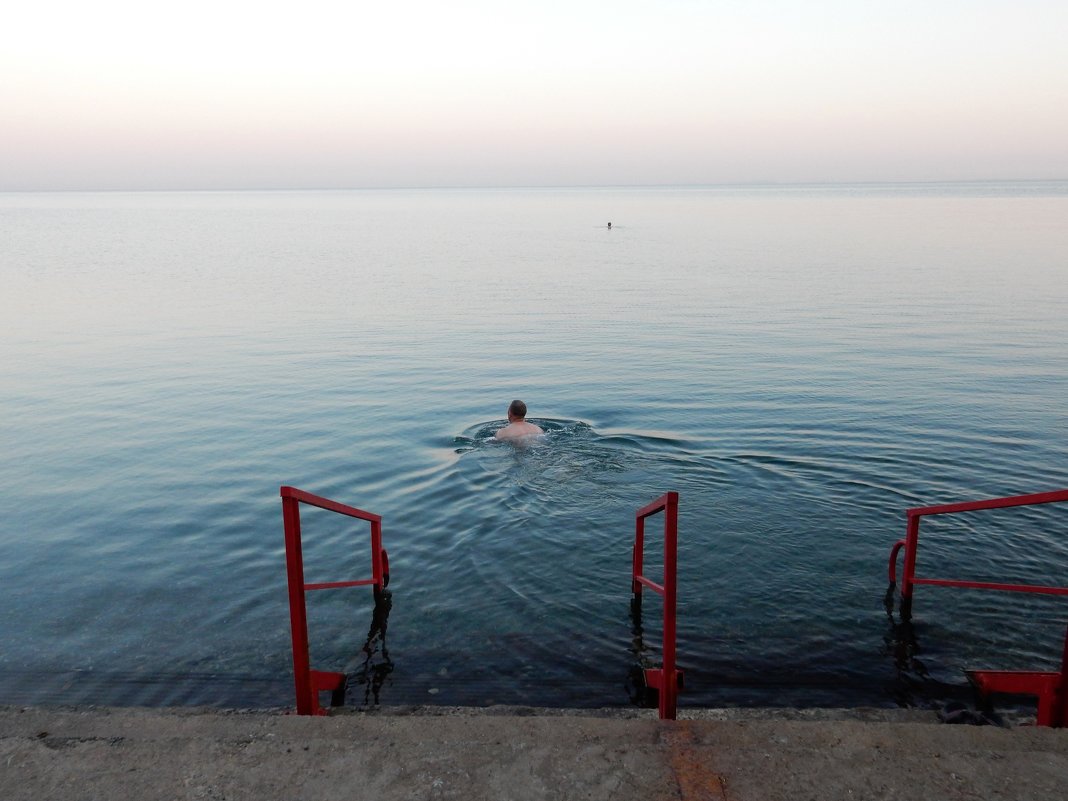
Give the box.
[282,495,314,715]
[372,520,383,586]
[661,492,679,721]
[900,512,920,620]
[1057,624,1068,728]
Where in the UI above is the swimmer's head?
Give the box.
[508,399,527,421]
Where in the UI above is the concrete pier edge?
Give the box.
[3,704,1068,800]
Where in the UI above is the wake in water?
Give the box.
[451,420,625,505]
[452,418,729,499]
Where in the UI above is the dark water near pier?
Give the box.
[1,183,1067,710]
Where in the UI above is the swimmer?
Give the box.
[494,399,544,441]
[607,222,612,229]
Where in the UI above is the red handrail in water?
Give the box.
[887,487,1068,727]
[631,491,682,720]
[889,488,1068,618]
[281,485,389,715]
[969,623,1068,727]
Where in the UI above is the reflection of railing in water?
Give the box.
[281,486,390,716]
[882,616,938,708]
[346,587,394,706]
[627,589,656,709]
[630,491,683,720]
[885,487,1068,726]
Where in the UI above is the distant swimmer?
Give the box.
[607,222,612,229]
[495,399,544,441]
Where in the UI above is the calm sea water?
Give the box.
[2,184,1067,711]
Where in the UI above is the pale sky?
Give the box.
[2,1,1067,190]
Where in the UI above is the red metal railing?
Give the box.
[887,487,1068,726]
[969,623,1068,727]
[281,485,389,715]
[631,491,682,720]
[889,488,1068,619]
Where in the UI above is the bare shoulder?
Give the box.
[496,421,544,440]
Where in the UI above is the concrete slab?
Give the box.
[2,705,1067,801]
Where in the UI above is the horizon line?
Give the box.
[3,178,1068,194]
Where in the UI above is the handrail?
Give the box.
[887,487,1068,726]
[969,623,1068,727]
[908,488,1068,518]
[281,485,389,715]
[888,488,1068,621]
[631,491,682,720]
[281,485,381,522]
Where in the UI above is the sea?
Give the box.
[2,183,1067,711]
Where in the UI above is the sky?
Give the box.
[2,0,1067,190]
